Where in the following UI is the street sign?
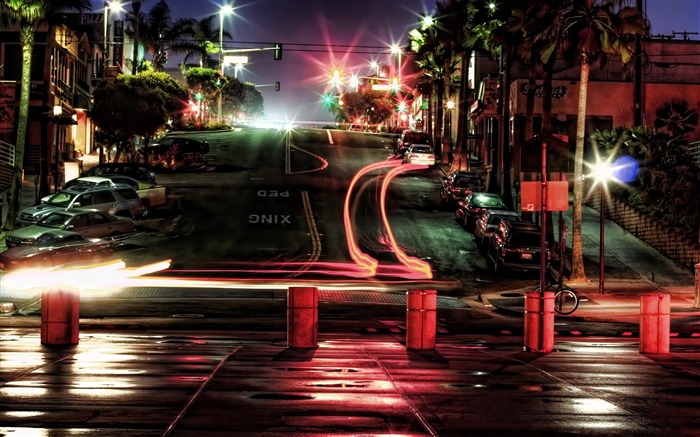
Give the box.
[520,180,569,212]
[224,55,248,65]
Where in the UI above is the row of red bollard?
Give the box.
[39,286,673,354]
[287,287,437,350]
[523,292,671,354]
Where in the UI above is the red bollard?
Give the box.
[640,294,670,354]
[287,287,318,348]
[406,289,437,350]
[523,291,554,353]
[41,287,80,346]
[694,263,699,309]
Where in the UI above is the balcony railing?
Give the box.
[689,141,700,167]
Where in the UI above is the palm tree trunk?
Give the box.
[453,52,469,171]
[435,80,444,159]
[570,56,590,282]
[5,26,34,231]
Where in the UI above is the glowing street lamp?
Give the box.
[390,44,402,86]
[218,4,234,124]
[349,73,359,92]
[370,61,379,77]
[592,158,616,294]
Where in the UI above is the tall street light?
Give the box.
[218,4,234,124]
[390,44,402,86]
[593,158,615,294]
[103,1,123,78]
[52,105,63,192]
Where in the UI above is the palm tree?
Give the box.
[139,0,195,72]
[0,0,91,229]
[551,0,648,282]
[182,15,232,69]
[125,0,147,74]
[408,14,452,158]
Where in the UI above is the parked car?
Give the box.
[142,135,210,167]
[485,220,550,273]
[81,163,156,184]
[455,192,507,229]
[0,230,113,271]
[62,175,167,212]
[474,209,522,251]
[6,209,135,248]
[402,144,436,167]
[439,171,486,208]
[394,130,432,155]
[17,184,146,226]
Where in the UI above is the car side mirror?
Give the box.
[73,202,81,208]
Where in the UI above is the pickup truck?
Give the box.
[137,184,167,213]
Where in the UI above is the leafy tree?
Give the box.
[340,89,393,127]
[91,77,168,143]
[184,67,225,120]
[0,0,91,230]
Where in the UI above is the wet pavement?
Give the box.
[2,327,700,436]
[1,153,700,435]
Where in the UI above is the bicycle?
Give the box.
[534,277,579,315]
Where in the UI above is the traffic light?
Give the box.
[274,43,282,60]
[275,81,280,91]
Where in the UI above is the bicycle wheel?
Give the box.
[554,288,579,315]
[175,216,194,236]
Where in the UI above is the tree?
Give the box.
[184,67,225,121]
[0,0,91,230]
[553,0,648,282]
[182,15,231,69]
[92,77,166,146]
[408,15,453,158]
[340,89,394,127]
[124,0,146,74]
[138,0,196,72]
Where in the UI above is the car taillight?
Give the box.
[410,154,419,159]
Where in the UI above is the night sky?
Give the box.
[93,0,700,124]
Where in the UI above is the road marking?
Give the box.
[326,129,334,144]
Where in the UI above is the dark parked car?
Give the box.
[440,171,486,207]
[485,220,550,273]
[142,135,210,167]
[0,230,113,271]
[394,130,432,155]
[82,163,156,184]
[474,209,522,250]
[454,192,507,229]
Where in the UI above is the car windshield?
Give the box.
[44,191,78,207]
[455,177,483,188]
[473,195,503,207]
[34,232,69,246]
[411,146,432,154]
[509,232,541,247]
[406,133,430,143]
[37,212,72,229]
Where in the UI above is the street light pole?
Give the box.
[600,184,605,294]
[218,4,234,124]
[52,105,62,192]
